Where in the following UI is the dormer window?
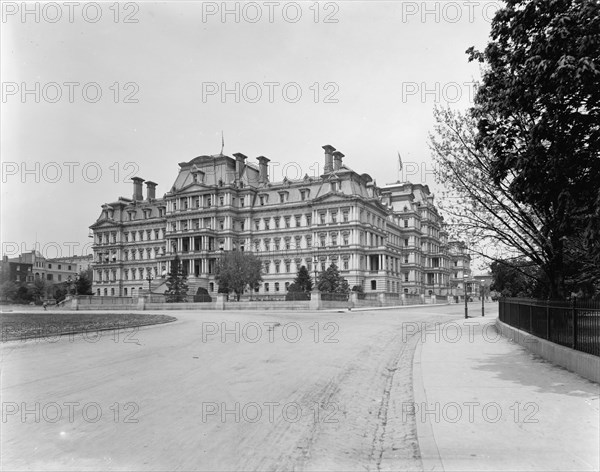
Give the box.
[299,189,310,201]
[278,191,289,203]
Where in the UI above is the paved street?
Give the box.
[1,304,598,471]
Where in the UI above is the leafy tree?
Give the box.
[217,282,230,294]
[195,286,212,302]
[562,234,600,297]
[431,108,554,293]
[52,285,68,303]
[317,263,350,293]
[286,282,310,301]
[0,281,18,302]
[164,255,189,302]
[215,251,263,301]
[15,285,33,303]
[31,277,48,302]
[287,282,301,292]
[196,287,210,296]
[461,0,600,298]
[351,285,364,293]
[292,265,313,292]
[76,269,93,295]
[490,258,546,298]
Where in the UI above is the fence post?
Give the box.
[572,297,578,350]
[137,295,146,311]
[546,303,551,341]
[529,303,533,333]
[216,293,226,310]
[309,291,322,310]
[350,291,359,308]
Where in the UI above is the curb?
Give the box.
[412,338,445,471]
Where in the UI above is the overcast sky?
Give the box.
[1,1,496,266]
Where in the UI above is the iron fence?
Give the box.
[321,292,350,302]
[499,297,600,357]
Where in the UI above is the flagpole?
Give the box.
[397,151,403,183]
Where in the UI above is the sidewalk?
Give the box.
[412,314,600,471]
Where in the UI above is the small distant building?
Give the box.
[0,256,33,283]
[15,251,92,284]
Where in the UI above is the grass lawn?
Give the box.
[1,312,177,342]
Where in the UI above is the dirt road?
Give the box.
[1,305,467,471]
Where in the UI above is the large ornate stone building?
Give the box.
[90,145,470,298]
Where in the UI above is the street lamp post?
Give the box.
[464,275,468,319]
[146,273,154,292]
[480,279,485,317]
[74,274,79,296]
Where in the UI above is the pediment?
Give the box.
[176,182,209,194]
[312,192,355,204]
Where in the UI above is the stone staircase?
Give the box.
[150,276,208,298]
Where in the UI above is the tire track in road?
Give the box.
[241,319,438,471]
[376,329,423,472]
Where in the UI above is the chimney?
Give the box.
[145,181,157,200]
[233,153,247,184]
[322,145,335,173]
[132,177,145,201]
[257,156,270,184]
[333,151,345,171]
